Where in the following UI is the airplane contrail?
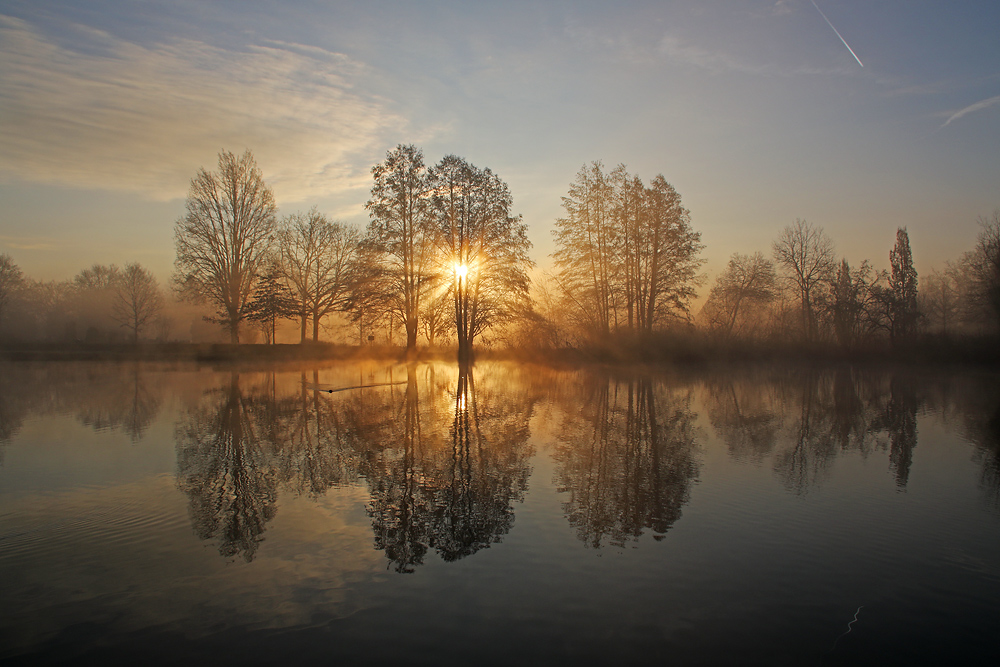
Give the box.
[810,0,864,67]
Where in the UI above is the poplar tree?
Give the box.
[888,227,919,344]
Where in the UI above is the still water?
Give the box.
[0,360,997,665]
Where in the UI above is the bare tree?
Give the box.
[830,259,885,348]
[112,262,163,343]
[772,219,836,340]
[364,144,436,351]
[553,163,703,340]
[278,208,360,342]
[553,161,617,337]
[921,263,962,335]
[173,150,277,343]
[964,210,1000,332]
[702,252,777,337]
[0,254,24,334]
[431,155,533,359]
[71,263,122,342]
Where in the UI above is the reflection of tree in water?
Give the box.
[705,367,921,493]
[705,368,781,462]
[176,373,278,562]
[0,363,166,466]
[360,364,535,572]
[925,375,1000,508]
[553,372,699,548]
[972,403,1000,508]
[76,365,162,441]
[870,374,920,488]
[275,370,360,497]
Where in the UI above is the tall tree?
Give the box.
[364,144,436,351]
[173,149,278,343]
[887,227,919,344]
[639,175,704,330]
[772,219,836,340]
[431,155,533,359]
[553,161,617,337]
[111,262,164,344]
[553,163,702,339]
[278,208,360,342]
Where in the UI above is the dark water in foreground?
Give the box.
[0,360,998,666]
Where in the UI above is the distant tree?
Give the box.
[246,267,299,344]
[772,219,836,340]
[886,227,919,344]
[920,263,962,335]
[964,210,1000,332]
[74,263,122,290]
[173,149,278,343]
[364,144,437,352]
[71,263,122,342]
[0,254,24,333]
[830,259,885,348]
[702,252,776,337]
[431,155,533,359]
[278,208,360,342]
[111,262,163,343]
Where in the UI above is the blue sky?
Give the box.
[1,0,998,285]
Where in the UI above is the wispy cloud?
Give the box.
[940,95,1000,128]
[0,235,57,251]
[656,36,772,76]
[0,15,407,202]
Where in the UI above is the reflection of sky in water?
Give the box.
[0,361,999,664]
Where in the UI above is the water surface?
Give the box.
[1,360,998,665]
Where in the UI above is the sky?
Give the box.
[1,0,998,287]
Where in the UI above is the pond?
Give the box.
[0,360,998,665]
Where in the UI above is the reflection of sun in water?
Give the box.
[457,392,467,412]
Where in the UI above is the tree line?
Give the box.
[1,145,998,352]
[696,215,1000,348]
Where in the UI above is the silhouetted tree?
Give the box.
[830,259,885,348]
[553,163,703,340]
[431,155,533,359]
[364,145,436,352]
[553,161,616,337]
[278,208,361,342]
[173,149,278,343]
[772,219,836,341]
[111,262,163,344]
[246,268,298,344]
[887,227,919,344]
